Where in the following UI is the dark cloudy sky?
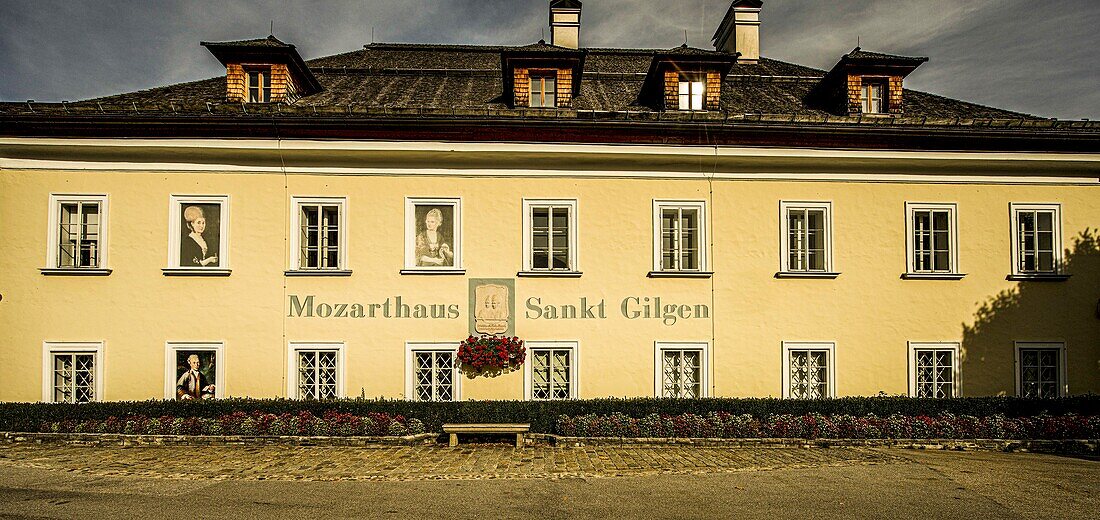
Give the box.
[1,0,1097,119]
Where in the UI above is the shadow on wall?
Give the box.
[961,229,1100,396]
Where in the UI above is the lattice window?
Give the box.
[788,349,829,399]
[786,207,827,271]
[53,353,95,403]
[1019,348,1060,398]
[914,349,955,398]
[1016,209,1057,273]
[530,204,572,270]
[414,351,455,402]
[661,207,699,271]
[299,204,341,269]
[531,348,572,400]
[912,209,952,272]
[661,349,701,398]
[297,350,339,400]
[57,201,101,268]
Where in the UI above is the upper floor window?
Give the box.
[861,80,885,114]
[246,67,272,103]
[43,342,103,403]
[652,200,708,275]
[45,194,108,273]
[522,199,578,274]
[166,195,230,275]
[905,202,962,278]
[1010,203,1063,277]
[289,197,348,274]
[678,75,705,111]
[530,71,557,108]
[779,201,835,276]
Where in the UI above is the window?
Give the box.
[405,343,460,402]
[779,201,835,276]
[905,203,962,278]
[655,342,709,398]
[530,72,557,108]
[521,199,578,274]
[678,75,704,111]
[652,200,708,275]
[166,195,230,274]
[246,67,272,103]
[289,197,348,274]
[908,343,959,398]
[42,342,103,403]
[1015,342,1066,398]
[404,197,463,273]
[44,194,109,273]
[525,341,578,400]
[782,342,835,399]
[1010,203,1064,277]
[861,81,885,114]
[287,343,344,400]
[165,342,224,400]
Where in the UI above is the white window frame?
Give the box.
[524,341,579,401]
[289,196,350,275]
[43,194,110,274]
[1009,203,1065,278]
[403,197,463,273]
[521,198,580,275]
[781,341,836,399]
[164,342,226,400]
[651,199,710,276]
[677,75,705,111]
[904,202,964,279]
[42,341,104,403]
[286,342,346,400]
[166,194,231,274]
[1014,342,1068,398]
[404,342,462,402]
[653,341,710,398]
[907,342,961,398]
[779,201,837,277]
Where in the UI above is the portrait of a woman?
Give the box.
[414,207,454,267]
[180,205,219,267]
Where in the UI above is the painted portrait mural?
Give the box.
[413,205,455,267]
[178,203,221,268]
[174,350,217,400]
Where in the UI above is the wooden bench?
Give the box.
[442,423,531,448]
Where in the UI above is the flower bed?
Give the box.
[556,412,1100,440]
[40,411,426,437]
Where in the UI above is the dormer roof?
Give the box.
[201,35,323,95]
[638,45,738,108]
[501,41,587,103]
[829,47,928,77]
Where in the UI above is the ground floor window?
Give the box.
[908,342,959,398]
[288,343,344,400]
[1016,342,1065,398]
[43,342,103,403]
[783,342,835,399]
[405,343,460,402]
[654,342,709,398]
[526,341,578,400]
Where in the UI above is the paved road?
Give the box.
[0,444,1095,519]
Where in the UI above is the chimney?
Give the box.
[713,0,762,63]
[549,0,582,49]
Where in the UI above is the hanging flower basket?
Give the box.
[457,335,525,373]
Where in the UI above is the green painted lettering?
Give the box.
[288,295,314,317]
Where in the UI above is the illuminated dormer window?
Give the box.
[861,80,885,114]
[246,67,272,103]
[530,71,557,108]
[678,75,705,111]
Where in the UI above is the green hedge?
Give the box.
[2,396,1097,434]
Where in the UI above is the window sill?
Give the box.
[162,268,232,277]
[517,271,583,278]
[1007,273,1071,282]
[647,271,714,279]
[40,268,112,276]
[775,272,841,279]
[400,269,467,276]
[285,270,353,277]
[902,273,967,280]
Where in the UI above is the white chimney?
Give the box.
[549,0,582,49]
[713,0,762,63]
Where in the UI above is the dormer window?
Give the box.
[678,75,705,111]
[861,80,885,114]
[246,67,272,103]
[530,71,558,108]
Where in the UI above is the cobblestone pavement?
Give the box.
[0,442,903,481]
